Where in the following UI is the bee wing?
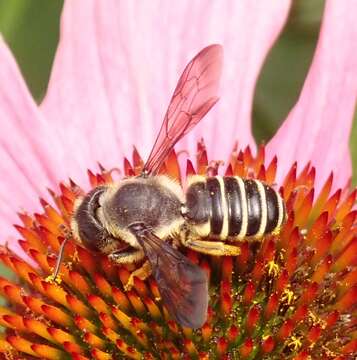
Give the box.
[134,228,208,328]
[143,44,223,175]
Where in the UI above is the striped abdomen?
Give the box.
[184,176,286,240]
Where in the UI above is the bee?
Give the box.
[54,44,286,329]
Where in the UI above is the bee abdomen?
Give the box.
[185,176,286,240]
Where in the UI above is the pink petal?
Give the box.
[42,0,291,167]
[267,0,357,191]
[0,38,68,245]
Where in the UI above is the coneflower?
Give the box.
[0,1,356,359]
[0,145,356,359]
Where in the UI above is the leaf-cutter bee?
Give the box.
[54,44,286,329]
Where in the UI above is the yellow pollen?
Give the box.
[308,310,325,327]
[287,335,302,351]
[4,349,14,360]
[321,345,338,357]
[65,261,75,272]
[45,274,62,284]
[281,288,295,305]
[266,260,280,277]
[71,248,80,262]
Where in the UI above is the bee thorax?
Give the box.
[102,177,183,234]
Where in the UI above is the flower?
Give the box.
[0,1,356,359]
[0,147,356,359]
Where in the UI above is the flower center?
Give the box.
[0,142,356,359]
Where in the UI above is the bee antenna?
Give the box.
[53,237,68,280]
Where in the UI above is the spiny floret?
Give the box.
[0,141,356,359]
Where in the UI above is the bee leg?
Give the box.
[181,231,241,256]
[123,260,152,292]
[186,239,241,256]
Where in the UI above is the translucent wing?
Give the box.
[143,44,223,175]
[134,227,208,328]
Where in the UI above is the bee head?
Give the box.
[71,185,144,263]
[71,186,110,250]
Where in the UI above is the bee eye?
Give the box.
[94,207,101,219]
[86,189,103,223]
[75,187,109,249]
